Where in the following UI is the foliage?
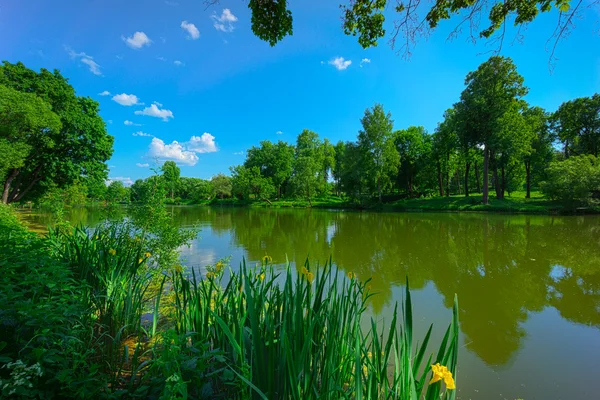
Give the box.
[231,165,276,200]
[211,173,233,199]
[395,126,432,195]
[357,104,399,201]
[248,0,293,46]
[551,93,600,157]
[172,258,460,399]
[161,160,181,201]
[541,155,600,202]
[106,180,129,204]
[291,129,325,204]
[0,61,113,204]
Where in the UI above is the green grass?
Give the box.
[196,191,600,214]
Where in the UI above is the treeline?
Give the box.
[224,56,600,205]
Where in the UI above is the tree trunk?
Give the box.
[437,161,444,197]
[2,169,19,204]
[446,152,451,197]
[525,161,531,199]
[500,164,506,200]
[456,169,461,195]
[378,177,382,202]
[464,162,471,197]
[474,161,481,193]
[407,175,413,197]
[482,145,489,204]
[492,153,502,200]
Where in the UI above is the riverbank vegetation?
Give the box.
[0,192,459,398]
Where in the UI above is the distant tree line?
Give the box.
[3,58,599,207]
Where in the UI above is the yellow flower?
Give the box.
[175,265,184,273]
[306,272,314,283]
[347,272,356,280]
[108,248,116,256]
[144,252,151,258]
[138,258,143,264]
[258,273,265,281]
[362,365,368,376]
[206,272,215,279]
[429,363,455,390]
[95,235,99,240]
[367,351,372,359]
[262,255,272,264]
[215,261,225,273]
[301,266,309,276]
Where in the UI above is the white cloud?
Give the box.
[329,56,352,71]
[181,20,200,39]
[136,163,150,167]
[106,176,134,187]
[233,151,245,155]
[148,138,199,166]
[124,120,142,126]
[157,56,167,61]
[360,58,371,67]
[133,131,153,137]
[65,46,102,75]
[153,101,163,107]
[187,133,218,153]
[122,31,152,49]
[99,90,111,96]
[135,104,174,121]
[276,130,283,135]
[212,8,238,32]
[112,93,140,106]
[174,60,184,66]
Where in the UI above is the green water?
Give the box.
[22,206,600,399]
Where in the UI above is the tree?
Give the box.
[332,141,346,195]
[357,104,399,202]
[523,106,554,198]
[0,61,113,204]
[541,155,600,202]
[106,180,128,203]
[432,110,459,197]
[455,56,528,204]
[161,161,180,200]
[0,85,61,203]
[208,0,584,60]
[291,129,323,206]
[245,140,294,198]
[321,138,336,188]
[211,173,232,199]
[231,165,275,201]
[395,126,431,196]
[552,94,600,157]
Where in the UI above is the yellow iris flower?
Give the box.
[306,272,314,283]
[429,363,455,390]
[262,255,272,263]
[347,272,356,280]
[144,252,151,258]
[108,248,117,256]
[206,272,215,279]
[258,272,266,281]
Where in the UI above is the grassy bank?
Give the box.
[193,192,600,215]
[0,204,459,399]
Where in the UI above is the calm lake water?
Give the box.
[21,206,600,399]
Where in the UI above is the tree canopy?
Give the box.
[0,61,113,204]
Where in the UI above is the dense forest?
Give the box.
[2,57,600,209]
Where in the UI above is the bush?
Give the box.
[541,155,600,202]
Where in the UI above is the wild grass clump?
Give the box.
[170,259,459,399]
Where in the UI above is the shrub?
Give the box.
[541,155,600,202]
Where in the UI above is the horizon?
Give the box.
[1,0,599,186]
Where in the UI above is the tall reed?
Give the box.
[171,259,459,399]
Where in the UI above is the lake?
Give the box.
[21,206,600,399]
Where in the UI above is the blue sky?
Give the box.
[1,1,599,185]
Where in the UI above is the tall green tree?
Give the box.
[291,129,323,206]
[245,140,294,198]
[0,85,62,203]
[231,165,275,201]
[455,56,528,203]
[105,180,128,203]
[432,110,459,197]
[394,126,432,196]
[523,106,554,198]
[357,104,399,202]
[211,173,232,199]
[0,61,113,204]
[552,93,600,157]
[161,161,180,200]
